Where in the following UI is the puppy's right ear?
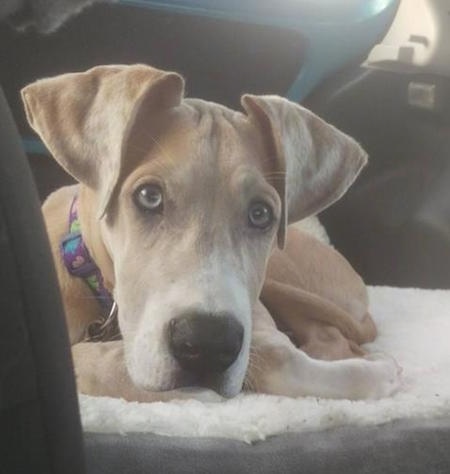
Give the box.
[21,64,184,217]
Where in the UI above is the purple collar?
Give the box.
[60,195,120,341]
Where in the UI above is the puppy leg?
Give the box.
[71,341,222,403]
[246,302,401,400]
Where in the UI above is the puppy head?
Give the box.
[22,66,366,397]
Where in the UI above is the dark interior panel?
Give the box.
[0,3,305,130]
[307,68,450,288]
[0,2,305,200]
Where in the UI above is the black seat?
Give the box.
[0,86,85,474]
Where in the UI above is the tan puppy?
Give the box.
[22,64,401,401]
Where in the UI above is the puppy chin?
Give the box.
[127,361,243,397]
[124,349,182,392]
[129,368,188,392]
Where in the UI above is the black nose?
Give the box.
[169,312,244,374]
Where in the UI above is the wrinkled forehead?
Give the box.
[125,98,271,189]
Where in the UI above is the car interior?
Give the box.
[1,0,449,472]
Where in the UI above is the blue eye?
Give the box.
[248,202,273,230]
[134,184,163,212]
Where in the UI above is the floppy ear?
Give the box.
[241,95,367,248]
[21,64,185,218]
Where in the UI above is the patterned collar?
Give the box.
[60,195,119,341]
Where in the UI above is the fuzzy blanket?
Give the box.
[79,286,450,443]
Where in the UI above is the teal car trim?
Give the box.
[119,0,399,100]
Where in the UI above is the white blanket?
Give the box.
[79,286,450,443]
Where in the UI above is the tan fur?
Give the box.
[27,64,401,401]
[262,229,377,358]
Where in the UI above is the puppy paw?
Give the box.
[360,352,403,399]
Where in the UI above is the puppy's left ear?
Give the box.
[241,95,367,248]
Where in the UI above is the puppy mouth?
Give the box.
[169,371,233,397]
[147,367,243,398]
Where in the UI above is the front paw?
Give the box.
[358,352,403,399]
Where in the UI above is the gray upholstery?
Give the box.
[85,417,450,474]
[0,0,113,33]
